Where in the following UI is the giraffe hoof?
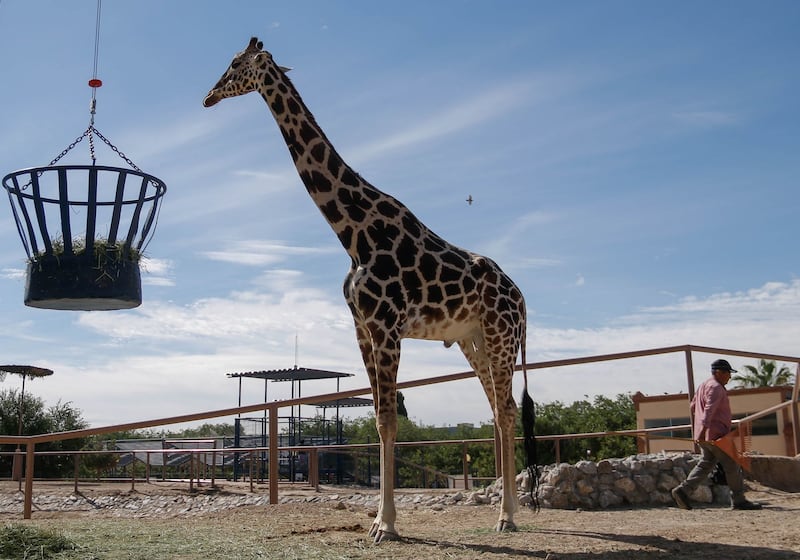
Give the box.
[495,519,517,533]
[369,522,400,543]
[373,529,401,543]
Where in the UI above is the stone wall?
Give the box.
[503,452,732,510]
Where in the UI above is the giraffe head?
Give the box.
[203,37,290,107]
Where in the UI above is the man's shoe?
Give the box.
[671,487,692,510]
[732,501,762,510]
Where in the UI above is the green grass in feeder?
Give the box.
[29,237,143,265]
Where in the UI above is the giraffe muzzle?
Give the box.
[203,92,221,107]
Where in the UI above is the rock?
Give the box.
[657,473,680,492]
[596,459,614,474]
[598,489,623,508]
[518,493,534,507]
[614,477,637,494]
[576,478,594,496]
[633,474,656,493]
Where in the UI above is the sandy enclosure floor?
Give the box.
[1,480,798,559]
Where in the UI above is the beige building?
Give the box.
[633,386,797,456]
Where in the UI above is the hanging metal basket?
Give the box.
[3,163,166,310]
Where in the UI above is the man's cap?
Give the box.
[711,359,737,373]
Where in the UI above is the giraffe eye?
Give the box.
[231,61,241,69]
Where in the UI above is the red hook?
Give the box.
[88,78,103,88]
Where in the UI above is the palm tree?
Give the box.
[732,359,795,388]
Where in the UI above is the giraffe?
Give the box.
[204,37,536,542]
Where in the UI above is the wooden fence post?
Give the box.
[24,443,35,519]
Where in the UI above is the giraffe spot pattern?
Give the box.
[310,143,326,163]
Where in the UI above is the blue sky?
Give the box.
[0,1,798,430]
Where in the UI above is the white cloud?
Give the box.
[139,257,174,286]
[350,80,537,162]
[626,280,800,323]
[200,240,337,266]
[29,277,791,428]
[1,268,25,281]
[76,286,353,343]
[142,276,175,287]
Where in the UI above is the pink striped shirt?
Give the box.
[691,376,732,441]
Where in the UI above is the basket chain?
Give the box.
[49,125,142,173]
[47,127,92,166]
[89,126,143,173]
[18,126,143,191]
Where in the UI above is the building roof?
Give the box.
[632,385,794,404]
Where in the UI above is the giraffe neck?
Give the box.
[257,66,409,262]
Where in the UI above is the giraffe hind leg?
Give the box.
[457,336,519,532]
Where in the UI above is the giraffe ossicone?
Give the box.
[204,37,537,543]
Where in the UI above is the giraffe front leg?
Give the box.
[354,324,401,543]
[368,405,400,542]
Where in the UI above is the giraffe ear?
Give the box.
[279,65,292,73]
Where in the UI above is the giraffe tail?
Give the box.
[521,382,539,511]
[520,321,540,511]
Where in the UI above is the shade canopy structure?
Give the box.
[228,366,372,449]
[227,366,361,414]
[227,367,355,382]
[0,365,54,378]
[315,397,374,409]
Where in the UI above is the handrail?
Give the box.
[4,342,797,447]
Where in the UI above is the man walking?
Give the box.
[671,359,761,510]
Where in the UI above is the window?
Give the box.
[734,412,778,436]
[645,417,691,439]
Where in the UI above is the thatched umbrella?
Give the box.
[0,365,54,482]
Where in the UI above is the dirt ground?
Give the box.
[1,480,798,559]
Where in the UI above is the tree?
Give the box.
[0,389,89,477]
[732,359,795,388]
[531,394,637,465]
